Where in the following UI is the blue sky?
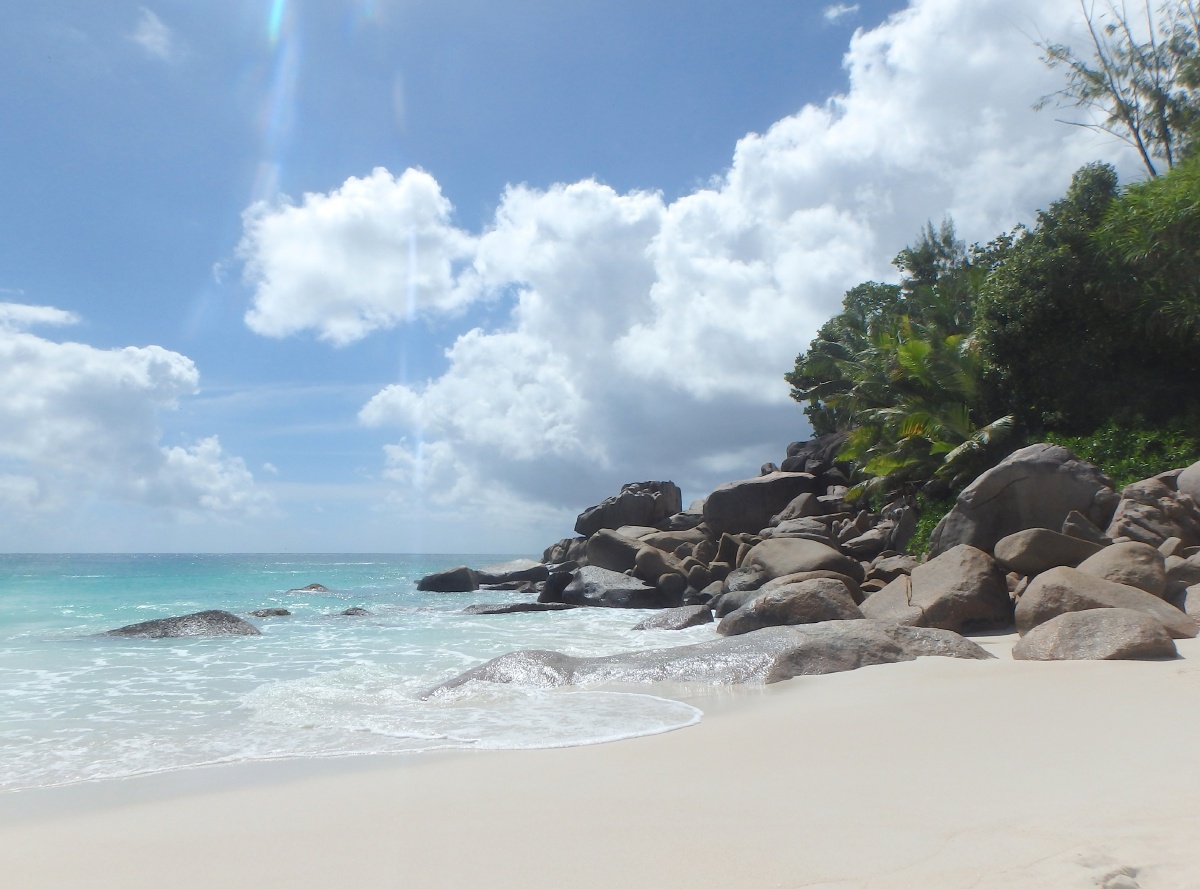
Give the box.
[0,0,1141,553]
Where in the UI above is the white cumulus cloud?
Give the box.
[0,303,269,518]
[241,167,474,345]
[240,0,1142,520]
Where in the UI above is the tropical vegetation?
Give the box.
[786,0,1200,508]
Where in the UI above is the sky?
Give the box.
[0,0,1145,554]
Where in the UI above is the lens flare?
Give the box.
[267,0,286,46]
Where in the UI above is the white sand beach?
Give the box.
[2,634,1198,889]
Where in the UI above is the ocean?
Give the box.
[0,553,712,792]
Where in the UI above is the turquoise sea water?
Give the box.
[0,554,711,791]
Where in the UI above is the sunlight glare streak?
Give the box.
[267,0,287,46]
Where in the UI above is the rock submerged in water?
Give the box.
[249,608,291,617]
[102,610,261,639]
[423,621,992,695]
[416,566,479,592]
[462,602,577,615]
[631,604,714,631]
[287,583,329,593]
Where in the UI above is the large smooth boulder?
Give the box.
[1015,566,1199,639]
[1176,460,1200,503]
[585,530,644,574]
[102,610,260,639]
[424,621,992,694]
[416,565,479,592]
[741,537,865,584]
[1106,478,1200,548]
[770,493,823,525]
[703,472,818,536]
[1074,541,1168,597]
[929,444,1118,558]
[633,546,687,584]
[860,544,1012,633]
[560,566,673,609]
[574,481,682,537]
[711,569,863,618]
[640,529,709,552]
[992,528,1103,577]
[631,605,714,631]
[717,578,863,636]
[1012,609,1178,661]
[473,559,550,586]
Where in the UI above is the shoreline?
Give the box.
[3,635,1199,888]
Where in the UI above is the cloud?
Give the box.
[240,0,1141,522]
[240,168,474,345]
[0,303,80,330]
[129,7,176,61]
[824,4,861,23]
[0,304,269,518]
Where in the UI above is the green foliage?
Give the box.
[788,220,1015,502]
[785,281,905,434]
[1037,0,1200,177]
[1045,415,1200,489]
[906,494,956,558]
[785,7,1200,509]
[975,163,1196,433]
[1096,152,1200,335]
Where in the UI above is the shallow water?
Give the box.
[0,554,714,791]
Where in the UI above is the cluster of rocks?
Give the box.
[98,584,377,638]
[422,441,1200,685]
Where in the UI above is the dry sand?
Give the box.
[2,633,1199,889]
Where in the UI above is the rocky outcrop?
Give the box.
[860,544,1012,633]
[541,537,588,565]
[631,605,714,631]
[474,560,550,586]
[560,566,676,609]
[337,607,372,616]
[102,610,261,639]
[574,481,682,537]
[416,566,479,592]
[742,537,865,584]
[1015,566,1199,639]
[1012,608,1178,661]
[780,432,850,477]
[992,528,1104,577]
[287,583,329,593]
[585,529,644,574]
[703,472,817,536]
[716,578,863,636]
[1074,541,1168,597]
[1105,478,1200,548]
[929,444,1118,557]
[249,608,291,617]
[424,621,992,694]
